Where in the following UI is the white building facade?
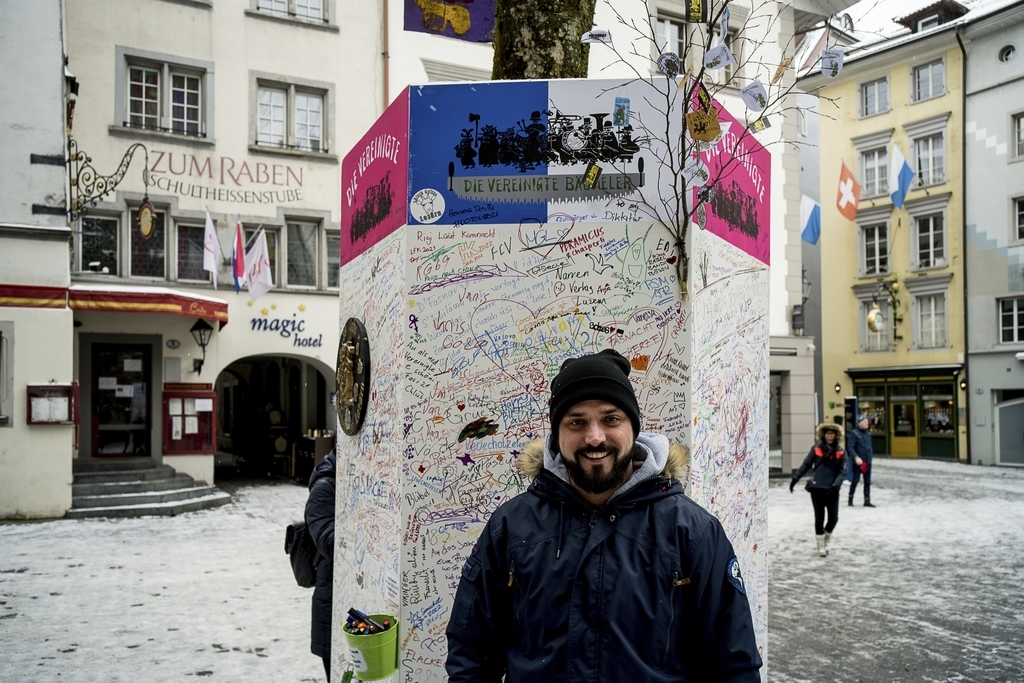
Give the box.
[963,2,1024,465]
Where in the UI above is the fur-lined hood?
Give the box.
[518,434,688,481]
[814,422,845,443]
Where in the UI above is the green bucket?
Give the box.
[344,614,398,681]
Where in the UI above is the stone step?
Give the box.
[72,485,218,509]
[65,491,233,519]
[72,474,198,497]
[72,457,159,473]
[72,465,178,484]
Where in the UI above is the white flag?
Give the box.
[245,229,274,302]
[203,211,221,288]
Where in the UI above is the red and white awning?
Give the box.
[68,284,229,328]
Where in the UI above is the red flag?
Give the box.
[836,161,861,220]
[232,221,247,293]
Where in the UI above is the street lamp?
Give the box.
[190,319,214,374]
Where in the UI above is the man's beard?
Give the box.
[563,444,633,494]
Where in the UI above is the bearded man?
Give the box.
[446,349,762,682]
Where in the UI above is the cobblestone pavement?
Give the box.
[768,458,1024,683]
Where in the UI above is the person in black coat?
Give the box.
[305,452,336,680]
[790,423,846,557]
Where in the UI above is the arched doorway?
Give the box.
[215,354,334,477]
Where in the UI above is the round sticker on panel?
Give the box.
[410,188,445,224]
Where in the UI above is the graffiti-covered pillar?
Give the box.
[336,78,770,682]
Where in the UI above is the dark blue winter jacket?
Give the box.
[847,426,873,463]
[446,434,762,683]
[305,452,336,658]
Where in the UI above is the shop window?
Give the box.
[922,385,955,434]
[177,224,207,281]
[912,60,944,102]
[1000,296,1024,343]
[861,77,889,117]
[130,207,166,278]
[855,386,886,435]
[79,216,120,275]
[326,232,340,288]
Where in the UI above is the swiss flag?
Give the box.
[836,161,861,220]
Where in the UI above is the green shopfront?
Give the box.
[847,364,964,459]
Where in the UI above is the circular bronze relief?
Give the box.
[336,317,371,435]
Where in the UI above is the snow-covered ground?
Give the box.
[3,459,1023,682]
[769,457,1024,683]
[0,480,324,683]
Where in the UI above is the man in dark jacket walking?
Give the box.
[305,452,336,680]
[445,349,762,683]
[846,414,875,507]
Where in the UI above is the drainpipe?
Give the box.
[955,25,971,465]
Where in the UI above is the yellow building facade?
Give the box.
[804,23,968,460]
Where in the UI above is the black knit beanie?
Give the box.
[549,349,641,447]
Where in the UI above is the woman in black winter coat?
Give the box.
[790,423,846,557]
[305,452,336,679]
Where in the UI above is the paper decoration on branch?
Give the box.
[683,158,711,187]
[772,56,793,85]
[719,5,731,40]
[697,82,712,113]
[697,121,730,151]
[704,44,736,71]
[686,107,722,143]
[740,81,768,111]
[748,117,771,133]
[696,202,708,229]
[682,0,709,23]
[581,29,613,44]
[613,97,631,127]
[657,52,682,77]
[821,48,845,79]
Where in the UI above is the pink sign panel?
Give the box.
[341,89,410,267]
[696,98,770,265]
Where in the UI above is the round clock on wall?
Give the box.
[336,317,370,435]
